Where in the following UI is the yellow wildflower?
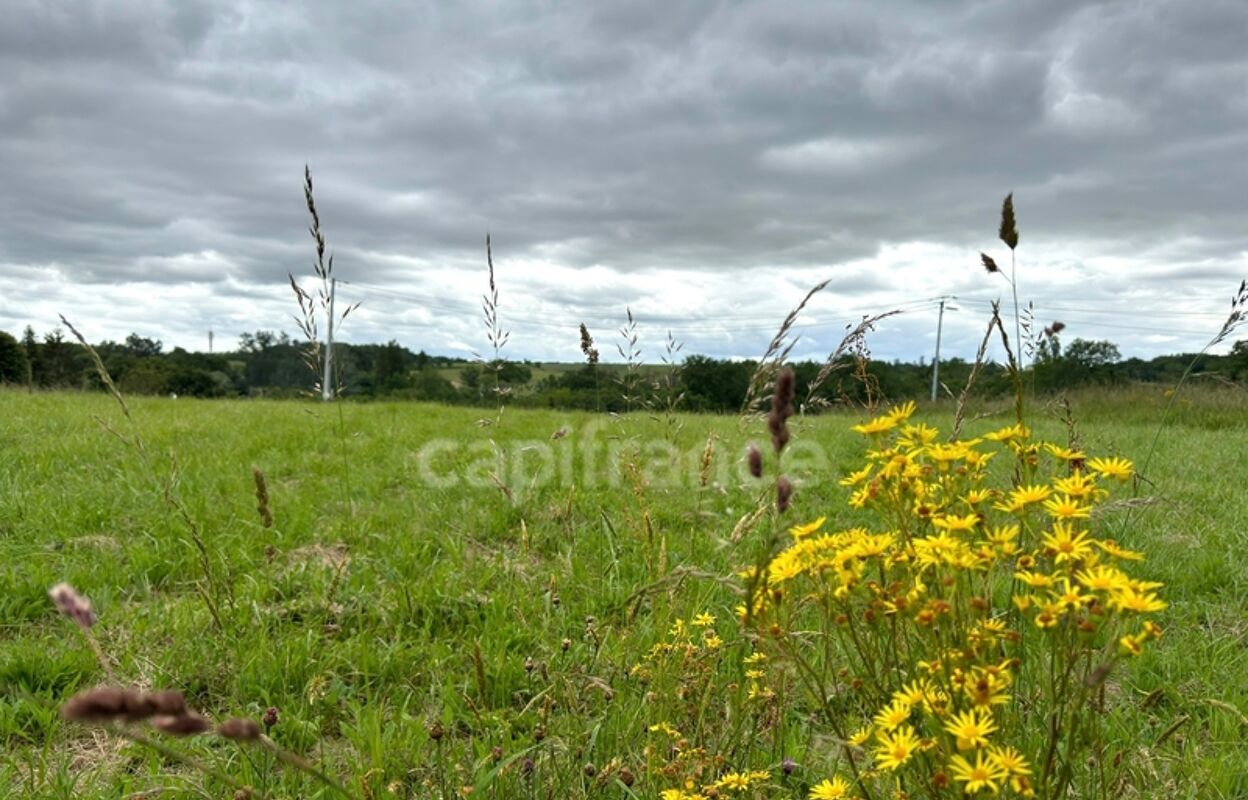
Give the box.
[1086,456,1133,481]
[1094,539,1145,561]
[1052,472,1101,499]
[1014,570,1055,589]
[873,725,920,770]
[987,745,1032,777]
[887,400,917,423]
[1053,579,1091,610]
[1076,565,1130,593]
[1042,522,1094,564]
[943,708,997,750]
[898,422,940,448]
[808,777,853,799]
[962,488,995,507]
[949,751,1008,794]
[852,415,898,436]
[1042,494,1091,520]
[932,513,980,532]
[715,772,752,791]
[994,484,1051,513]
[1044,443,1086,462]
[840,466,873,487]
[1110,587,1167,614]
[790,517,827,539]
[872,699,912,731]
[983,424,1030,442]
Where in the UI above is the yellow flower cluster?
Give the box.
[746,408,1165,797]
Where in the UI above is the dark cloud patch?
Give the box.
[1,0,1245,360]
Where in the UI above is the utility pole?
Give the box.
[208,327,214,354]
[930,296,957,402]
[322,277,337,401]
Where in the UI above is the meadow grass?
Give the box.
[1,386,1245,798]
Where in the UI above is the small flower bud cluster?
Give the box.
[61,686,265,744]
[49,583,96,629]
[749,367,798,512]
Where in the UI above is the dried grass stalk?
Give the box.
[741,279,830,415]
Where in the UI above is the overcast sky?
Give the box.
[2,0,1246,364]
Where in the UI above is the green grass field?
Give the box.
[1,387,1245,799]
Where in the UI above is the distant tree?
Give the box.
[0,331,29,384]
[373,340,411,393]
[238,330,289,353]
[493,360,531,385]
[124,333,163,358]
[1230,340,1248,380]
[681,355,752,411]
[119,361,172,395]
[21,326,39,385]
[408,368,456,402]
[1065,338,1121,369]
[41,329,79,387]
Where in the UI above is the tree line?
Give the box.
[2,326,1246,411]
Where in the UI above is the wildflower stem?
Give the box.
[257,735,356,799]
[115,726,259,797]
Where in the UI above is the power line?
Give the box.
[955,296,1225,320]
[338,280,940,336]
[954,298,1218,338]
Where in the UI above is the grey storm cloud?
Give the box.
[1,0,1246,361]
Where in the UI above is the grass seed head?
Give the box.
[252,468,273,529]
[747,444,763,479]
[579,323,600,365]
[152,712,211,737]
[999,192,1019,250]
[218,718,262,742]
[146,690,188,716]
[777,476,793,513]
[61,687,129,722]
[49,582,96,628]
[768,367,796,453]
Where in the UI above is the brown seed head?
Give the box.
[618,767,635,787]
[253,468,273,529]
[49,582,97,628]
[767,368,797,452]
[980,252,1000,274]
[145,690,188,717]
[999,193,1019,250]
[61,687,128,723]
[579,323,600,365]
[776,476,793,513]
[772,366,795,412]
[218,717,262,741]
[747,444,763,479]
[428,721,445,741]
[152,712,211,737]
[262,706,279,728]
[120,690,159,722]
